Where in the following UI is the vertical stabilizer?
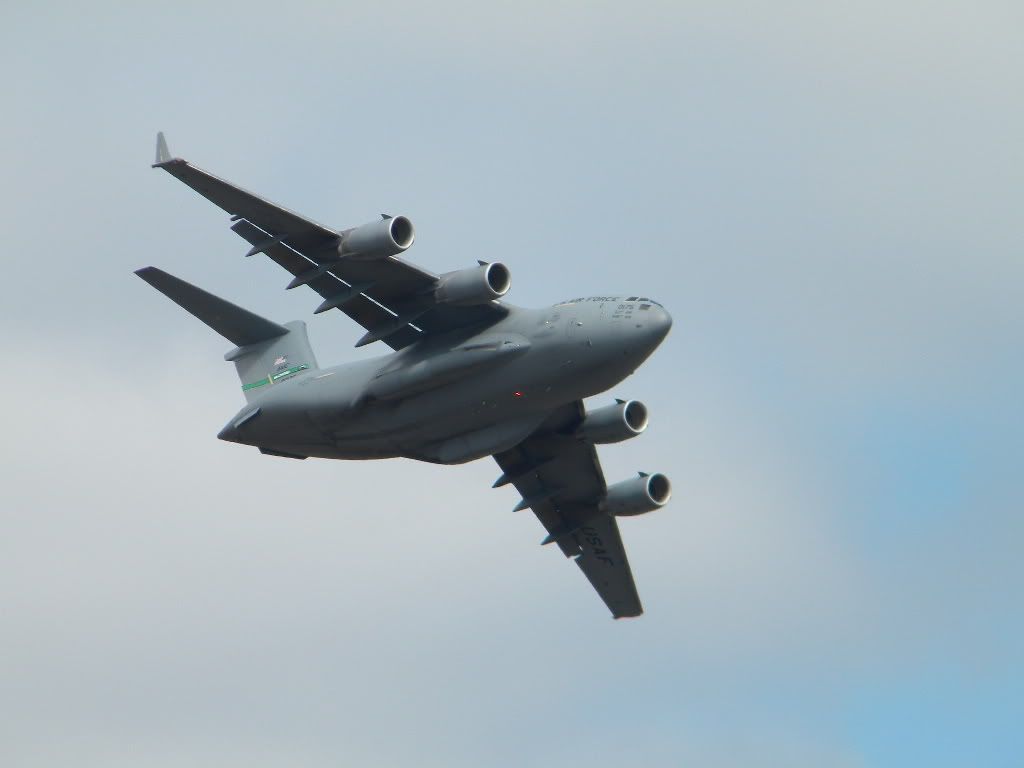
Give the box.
[225,321,319,402]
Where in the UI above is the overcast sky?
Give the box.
[1,2,1021,766]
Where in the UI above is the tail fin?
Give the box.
[135,267,319,401]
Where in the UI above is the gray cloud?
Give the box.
[1,1,1021,766]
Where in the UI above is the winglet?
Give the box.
[152,131,176,168]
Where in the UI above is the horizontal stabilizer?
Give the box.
[135,266,288,346]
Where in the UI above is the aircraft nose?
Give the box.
[647,305,672,342]
[656,305,672,332]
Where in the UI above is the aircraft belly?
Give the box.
[381,355,579,461]
[365,332,531,401]
[228,311,638,463]
[411,413,549,464]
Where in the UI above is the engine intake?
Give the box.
[339,215,415,259]
[577,400,648,444]
[603,473,671,517]
[434,262,511,305]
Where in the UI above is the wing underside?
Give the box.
[153,133,505,349]
[494,403,643,618]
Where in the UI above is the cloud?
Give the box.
[1,1,1021,766]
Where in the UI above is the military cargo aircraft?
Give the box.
[138,133,672,618]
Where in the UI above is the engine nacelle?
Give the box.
[339,215,415,259]
[577,400,648,444]
[602,473,671,517]
[433,262,511,305]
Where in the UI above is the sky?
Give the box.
[1,1,1021,765]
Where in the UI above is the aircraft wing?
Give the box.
[152,133,505,350]
[493,403,643,618]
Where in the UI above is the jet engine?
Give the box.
[602,473,671,517]
[433,262,511,305]
[338,215,415,259]
[577,400,649,444]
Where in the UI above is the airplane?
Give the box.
[138,133,673,618]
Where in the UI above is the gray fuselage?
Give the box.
[219,297,672,464]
